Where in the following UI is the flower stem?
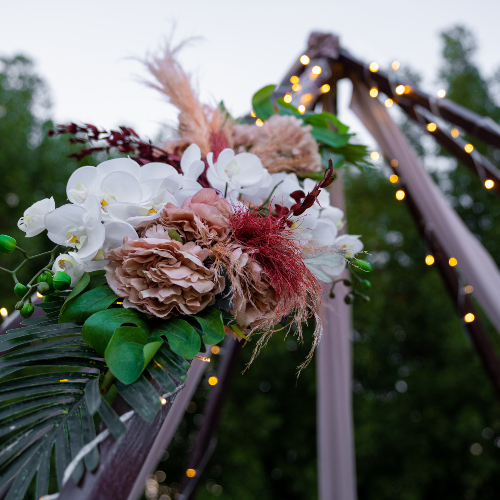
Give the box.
[99,370,117,396]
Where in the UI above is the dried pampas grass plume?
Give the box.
[144,39,231,157]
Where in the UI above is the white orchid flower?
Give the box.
[320,206,345,230]
[17,197,55,237]
[52,252,85,286]
[45,195,105,261]
[66,158,144,214]
[206,149,267,198]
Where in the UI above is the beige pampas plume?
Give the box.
[144,38,230,157]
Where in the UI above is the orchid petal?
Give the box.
[180,144,201,172]
[99,171,142,204]
[66,167,98,204]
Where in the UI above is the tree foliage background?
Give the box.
[1,25,500,500]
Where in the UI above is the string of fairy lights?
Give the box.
[360,59,494,324]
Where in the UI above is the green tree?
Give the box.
[0,56,94,317]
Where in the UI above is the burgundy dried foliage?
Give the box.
[274,159,335,220]
[49,123,182,172]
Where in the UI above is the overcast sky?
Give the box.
[1,0,500,148]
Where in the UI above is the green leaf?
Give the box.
[154,318,201,359]
[85,378,101,415]
[310,128,352,148]
[251,84,276,120]
[143,341,163,367]
[115,376,162,422]
[194,307,225,345]
[59,285,118,324]
[105,326,161,385]
[82,308,150,356]
[303,112,350,134]
[60,273,90,314]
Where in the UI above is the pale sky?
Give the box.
[1,0,499,148]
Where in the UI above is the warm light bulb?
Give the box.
[300,55,310,65]
[290,75,299,84]
[298,105,306,114]
[311,65,322,75]
[449,257,458,267]
[425,255,435,266]
[395,190,405,201]
[369,62,379,72]
[256,119,264,127]
[37,292,43,298]
[451,128,459,138]
[437,89,446,98]
[392,61,400,70]
[385,98,394,108]
[464,313,475,323]
[395,85,405,95]
[321,84,330,93]
[0,307,7,317]
[283,94,292,104]
[465,285,474,294]
[427,122,437,132]
[250,110,256,118]
[160,398,167,405]
[301,93,312,103]
[292,83,301,92]
[389,174,399,183]
[211,345,220,354]
[464,144,474,153]
[208,376,218,386]
[186,469,197,478]
[390,159,399,167]
[485,179,495,189]
[369,87,379,98]
[370,151,380,161]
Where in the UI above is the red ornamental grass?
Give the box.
[229,205,322,322]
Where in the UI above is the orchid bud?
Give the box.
[52,271,71,291]
[20,303,34,319]
[37,271,53,286]
[15,301,24,310]
[0,235,17,254]
[360,280,372,289]
[37,282,51,295]
[14,283,28,297]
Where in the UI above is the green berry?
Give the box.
[20,303,34,319]
[14,283,28,297]
[353,259,373,273]
[52,271,72,291]
[37,282,51,295]
[0,235,17,254]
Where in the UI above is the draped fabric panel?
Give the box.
[350,79,500,334]
[317,170,358,500]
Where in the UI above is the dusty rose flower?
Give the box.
[214,244,277,329]
[105,234,224,319]
[231,115,322,175]
[135,188,231,245]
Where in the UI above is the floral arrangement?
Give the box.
[0,44,371,499]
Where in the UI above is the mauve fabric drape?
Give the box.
[317,170,358,500]
[350,78,500,334]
